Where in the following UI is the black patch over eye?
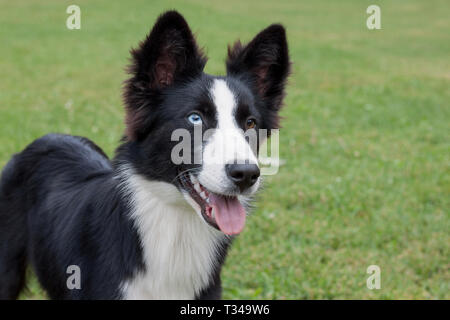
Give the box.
[245,118,257,129]
[187,113,203,125]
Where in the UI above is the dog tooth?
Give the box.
[190,174,197,184]
[194,182,201,193]
[200,191,207,199]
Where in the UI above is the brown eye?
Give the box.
[246,118,256,129]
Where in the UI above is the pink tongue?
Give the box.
[208,194,246,235]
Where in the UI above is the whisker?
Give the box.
[171,167,202,183]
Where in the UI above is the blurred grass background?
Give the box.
[0,0,448,299]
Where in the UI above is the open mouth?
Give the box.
[179,171,246,235]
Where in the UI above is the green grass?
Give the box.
[1,0,449,299]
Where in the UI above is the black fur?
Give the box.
[0,11,290,300]
[227,24,291,131]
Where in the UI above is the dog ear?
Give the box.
[124,11,207,140]
[226,24,290,113]
[128,10,207,89]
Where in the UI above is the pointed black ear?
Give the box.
[124,11,207,141]
[128,10,207,89]
[226,24,290,112]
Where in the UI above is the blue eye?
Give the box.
[187,113,203,125]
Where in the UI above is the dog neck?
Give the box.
[116,165,228,299]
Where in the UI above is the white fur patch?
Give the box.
[118,167,226,300]
[199,79,260,195]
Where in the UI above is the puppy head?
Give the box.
[122,11,290,235]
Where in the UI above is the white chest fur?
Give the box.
[119,169,226,300]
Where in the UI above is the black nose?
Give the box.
[225,164,260,191]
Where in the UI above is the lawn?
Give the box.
[0,0,448,299]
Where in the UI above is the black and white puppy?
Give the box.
[0,11,290,299]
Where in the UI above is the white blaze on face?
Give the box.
[198,79,259,195]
